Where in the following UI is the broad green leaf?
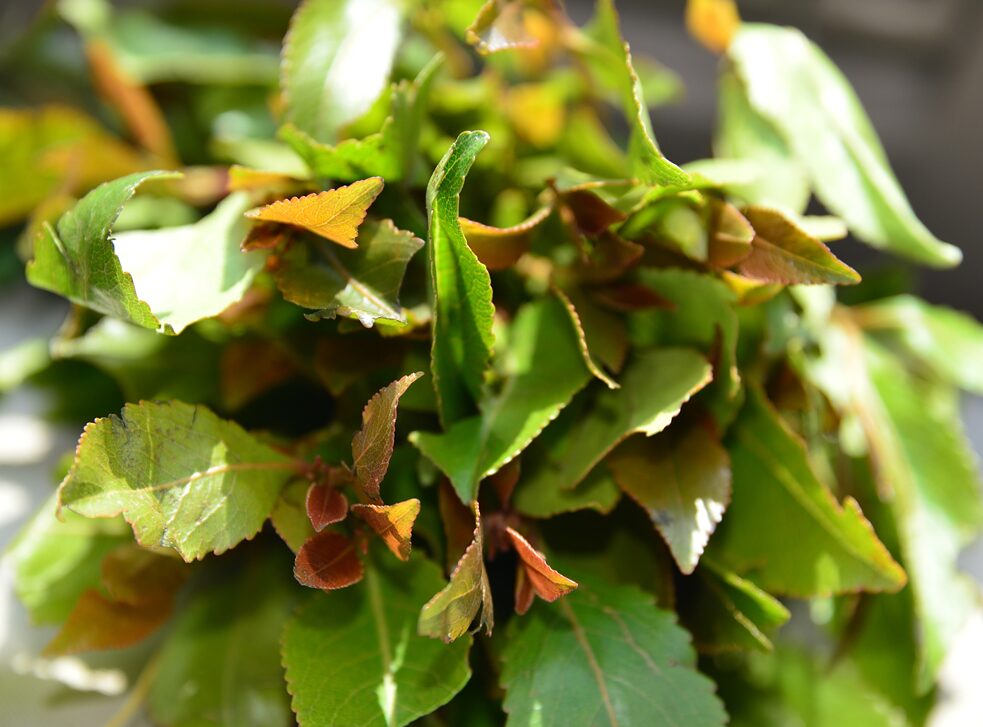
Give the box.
[150,550,296,727]
[707,388,906,596]
[58,400,298,562]
[529,347,712,495]
[553,286,619,389]
[728,24,961,267]
[714,71,810,213]
[271,479,316,553]
[608,422,731,574]
[352,372,423,502]
[501,578,727,727]
[0,338,51,394]
[245,178,383,248]
[4,494,130,624]
[411,296,591,503]
[427,131,495,424]
[112,192,262,334]
[738,206,860,285]
[282,0,403,143]
[275,219,424,326]
[855,294,983,395]
[283,551,473,727]
[514,463,622,518]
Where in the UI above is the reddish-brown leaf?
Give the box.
[439,480,477,572]
[100,544,188,606]
[220,339,296,410]
[240,222,291,252]
[306,485,349,531]
[43,590,172,656]
[460,206,550,270]
[489,459,522,508]
[506,527,578,614]
[575,232,644,284]
[352,499,421,561]
[591,283,674,312]
[562,189,628,236]
[707,200,754,268]
[294,531,364,591]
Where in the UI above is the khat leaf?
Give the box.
[245,177,383,248]
[706,388,906,596]
[150,549,296,727]
[100,543,189,606]
[43,589,171,656]
[281,0,403,143]
[352,499,421,561]
[294,530,364,591]
[306,484,349,531]
[608,421,732,574]
[506,526,578,615]
[274,218,424,326]
[283,550,473,727]
[271,479,316,553]
[427,131,496,425]
[554,286,619,389]
[58,400,299,562]
[411,296,591,503]
[352,372,424,503]
[501,578,728,727]
[737,206,860,285]
[707,199,754,268]
[514,465,623,519]
[728,24,962,267]
[460,206,550,271]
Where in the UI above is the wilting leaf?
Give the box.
[58,400,298,562]
[411,296,591,503]
[427,131,496,424]
[728,24,961,267]
[294,530,364,591]
[245,177,383,248]
[707,388,906,596]
[352,499,421,561]
[281,0,403,143]
[608,422,731,574]
[43,589,171,656]
[283,551,472,727]
[275,218,424,326]
[352,372,424,503]
[506,527,577,614]
[737,206,860,285]
[306,485,349,531]
[686,0,740,54]
[150,549,295,727]
[501,578,728,727]
[460,206,550,270]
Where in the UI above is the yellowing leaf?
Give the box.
[506,527,577,615]
[686,0,741,54]
[294,531,364,591]
[352,499,421,561]
[245,177,383,248]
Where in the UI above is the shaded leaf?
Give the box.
[501,578,727,727]
[306,485,349,531]
[427,131,496,424]
[554,286,619,389]
[271,479,316,553]
[245,177,383,248]
[514,462,622,519]
[294,530,364,591]
[100,544,188,606]
[707,199,754,268]
[506,527,577,615]
[737,206,860,285]
[58,400,298,562]
[281,0,403,143]
[43,589,171,656]
[460,206,550,270]
[352,499,421,561]
[608,422,731,574]
[352,372,424,503]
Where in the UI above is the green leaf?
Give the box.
[58,400,298,562]
[275,219,424,326]
[707,388,906,596]
[728,24,962,267]
[150,549,296,727]
[282,0,403,143]
[738,206,860,285]
[427,131,495,425]
[271,479,315,553]
[418,532,493,642]
[411,296,592,503]
[501,578,727,727]
[282,551,473,727]
[5,494,130,624]
[608,422,731,574]
[514,463,622,519]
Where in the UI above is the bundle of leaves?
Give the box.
[3,0,982,724]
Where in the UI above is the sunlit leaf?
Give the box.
[506,527,577,615]
[294,530,364,591]
[352,499,421,561]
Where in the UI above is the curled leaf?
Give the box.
[306,484,349,531]
[460,206,550,270]
[506,527,578,615]
[352,499,421,561]
[294,530,364,591]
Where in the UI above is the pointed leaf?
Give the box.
[352,499,421,561]
[352,372,424,503]
[306,485,349,531]
[506,527,577,614]
[427,131,495,424]
[728,24,961,267]
[275,218,424,326]
[460,206,550,270]
[501,579,728,727]
[58,401,298,562]
[294,530,364,591]
[282,0,403,143]
[554,286,619,389]
[707,388,906,596]
[608,422,732,574]
[245,177,383,248]
[418,538,493,643]
[737,206,860,285]
[283,552,473,727]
